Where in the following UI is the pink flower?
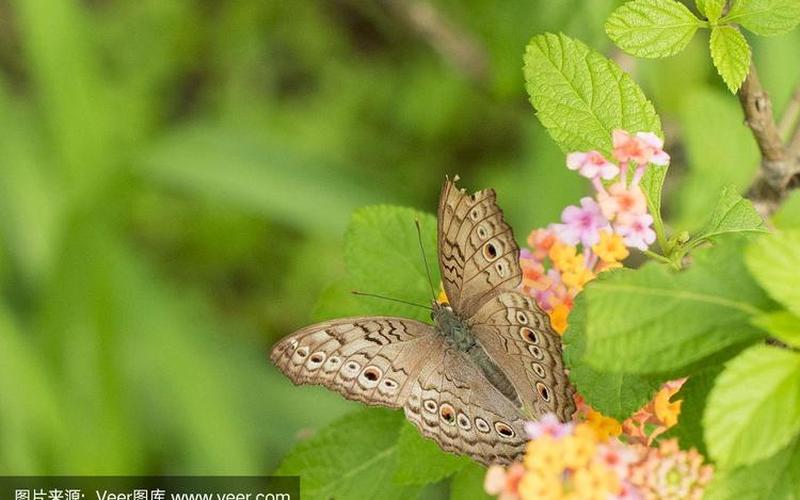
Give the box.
[612,130,670,166]
[567,150,620,180]
[596,442,638,477]
[551,197,610,248]
[616,481,643,500]
[524,413,574,440]
[597,183,648,220]
[615,213,656,251]
[484,463,524,500]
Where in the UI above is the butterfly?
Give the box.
[270,176,575,465]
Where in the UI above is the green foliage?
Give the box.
[710,26,752,92]
[772,191,800,229]
[665,366,723,456]
[345,206,440,321]
[704,345,800,468]
[746,230,800,317]
[696,0,726,22]
[277,409,420,500]
[574,237,772,374]
[394,423,471,485]
[705,437,800,500]
[688,186,766,248]
[449,463,491,500]
[724,0,800,36]
[563,294,662,420]
[751,311,800,347]
[605,0,703,58]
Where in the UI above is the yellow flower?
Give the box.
[561,424,597,469]
[571,462,621,500]
[562,264,595,291]
[596,260,623,273]
[524,435,565,475]
[519,470,563,500]
[549,242,583,272]
[586,408,622,441]
[654,386,682,428]
[592,231,629,263]
[548,303,570,335]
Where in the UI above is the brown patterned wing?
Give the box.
[270,317,438,408]
[468,291,576,421]
[437,176,522,318]
[403,343,528,466]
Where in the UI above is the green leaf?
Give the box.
[705,345,800,468]
[277,409,420,500]
[523,33,662,156]
[606,0,703,58]
[705,436,800,500]
[564,294,663,420]
[696,0,726,22]
[345,205,439,322]
[689,185,766,246]
[664,366,723,456]
[450,463,491,500]
[393,422,470,486]
[746,230,800,317]
[579,237,773,373]
[710,26,752,93]
[752,310,800,348]
[724,0,800,36]
[523,32,664,245]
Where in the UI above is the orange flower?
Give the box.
[549,242,582,272]
[561,265,595,291]
[586,408,622,441]
[548,303,570,335]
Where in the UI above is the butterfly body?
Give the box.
[271,177,575,465]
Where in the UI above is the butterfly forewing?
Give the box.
[270,317,438,407]
[437,177,522,318]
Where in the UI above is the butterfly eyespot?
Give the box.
[470,208,481,221]
[495,261,506,277]
[288,339,299,350]
[423,400,438,413]
[531,362,546,378]
[439,404,456,425]
[340,360,361,379]
[358,366,383,388]
[475,418,491,433]
[516,311,529,325]
[519,327,539,344]
[494,422,515,438]
[477,226,488,239]
[457,413,472,430]
[296,346,309,357]
[536,382,551,402]
[323,356,341,372]
[483,242,498,261]
[306,351,326,370]
[380,378,398,391]
[528,345,544,359]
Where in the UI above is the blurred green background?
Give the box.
[0,0,798,476]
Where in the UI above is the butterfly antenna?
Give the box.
[351,291,432,310]
[415,218,438,302]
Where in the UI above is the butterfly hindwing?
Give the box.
[469,291,576,421]
[403,344,528,465]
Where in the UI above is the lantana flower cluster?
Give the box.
[520,130,668,335]
[485,415,713,500]
[485,131,714,499]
